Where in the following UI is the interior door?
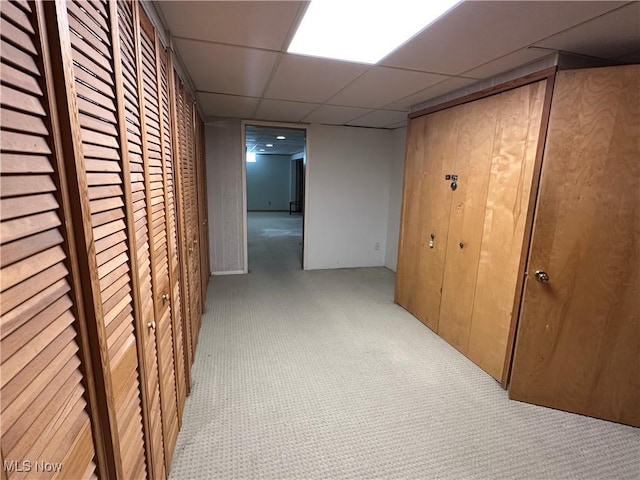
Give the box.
[118,1,166,478]
[509,66,640,427]
[138,9,181,467]
[395,113,454,331]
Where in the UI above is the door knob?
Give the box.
[534,270,550,283]
[147,320,156,330]
[162,293,170,302]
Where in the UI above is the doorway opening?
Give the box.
[244,125,306,272]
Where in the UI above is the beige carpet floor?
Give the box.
[169,212,639,479]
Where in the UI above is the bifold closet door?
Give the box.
[137,7,180,466]
[396,80,547,384]
[438,81,547,382]
[510,66,640,427]
[0,1,100,477]
[56,0,148,476]
[160,45,188,416]
[395,113,454,331]
[117,1,166,478]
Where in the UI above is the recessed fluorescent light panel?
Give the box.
[288,0,460,64]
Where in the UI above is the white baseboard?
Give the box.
[212,270,245,276]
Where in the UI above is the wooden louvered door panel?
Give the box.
[65,1,146,477]
[196,115,209,308]
[184,93,202,351]
[0,1,99,478]
[138,9,180,467]
[173,73,194,369]
[117,1,165,478]
[160,46,187,417]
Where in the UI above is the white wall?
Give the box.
[385,127,407,271]
[206,119,245,274]
[246,154,291,211]
[305,124,395,270]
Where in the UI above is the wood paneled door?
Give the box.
[509,65,640,427]
[396,80,547,384]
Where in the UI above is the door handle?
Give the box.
[147,320,156,330]
[162,293,170,302]
[534,270,550,283]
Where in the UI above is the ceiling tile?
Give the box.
[382,1,626,75]
[198,92,259,118]
[461,48,554,79]
[255,99,318,122]
[347,110,408,129]
[158,1,307,50]
[533,2,640,61]
[327,66,450,109]
[384,76,478,110]
[264,54,369,103]
[174,38,278,96]
[301,105,372,125]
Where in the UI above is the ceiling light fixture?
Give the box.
[288,0,461,64]
[259,149,265,152]
[277,135,286,140]
[266,144,274,147]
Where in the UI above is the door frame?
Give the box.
[240,120,309,271]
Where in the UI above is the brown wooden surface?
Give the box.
[118,1,164,478]
[161,45,188,421]
[509,65,640,427]
[138,8,180,468]
[168,51,193,393]
[395,114,453,331]
[0,1,99,478]
[466,81,547,382]
[65,0,146,476]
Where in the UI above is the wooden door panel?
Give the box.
[160,45,188,420]
[0,1,98,477]
[509,66,640,427]
[118,1,165,478]
[438,96,497,352]
[467,81,547,383]
[396,114,454,331]
[66,0,147,476]
[139,8,180,467]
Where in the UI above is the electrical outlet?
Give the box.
[374,242,380,251]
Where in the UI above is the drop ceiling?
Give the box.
[245,125,306,156]
[155,1,640,129]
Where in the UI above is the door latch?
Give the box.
[429,233,435,249]
[445,174,458,191]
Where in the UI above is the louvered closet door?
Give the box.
[173,74,193,369]
[138,9,180,465]
[184,94,202,349]
[65,1,146,477]
[160,45,187,418]
[0,1,98,478]
[195,115,209,307]
[117,1,165,478]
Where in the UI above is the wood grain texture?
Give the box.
[509,66,640,427]
[395,114,453,331]
[1,1,99,477]
[467,81,547,382]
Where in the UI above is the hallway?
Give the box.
[169,217,639,479]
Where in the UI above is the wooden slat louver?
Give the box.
[0,1,99,478]
[118,1,165,478]
[172,72,194,370]
[160,46,187,417]
[65,0,146,477]
[137,9,180,467]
